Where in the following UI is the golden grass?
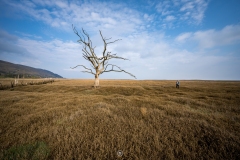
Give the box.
[0,79,240,159]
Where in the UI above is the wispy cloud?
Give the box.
[175,32,192,42]
[2,0,209,37]
[2,0,145,36]
[0,30,31,56]
[0,30,18,42]
[175,25,240,49]
[165,15,176,21]
[0,27,81,69]
[156,0,209,25]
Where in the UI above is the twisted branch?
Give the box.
[102,64,136,79]
[70,65,95,75]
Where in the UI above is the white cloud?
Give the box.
[143,14,155,22]
[156,0,209,25]
[175,25,240,49]
[175,32,192,42]
[2,0,209,37]
[165,15,176,21]
[0,30,18,42]
[180,1,194,11]
[2,0,145,36]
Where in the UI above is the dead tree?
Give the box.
[71,25,136,88]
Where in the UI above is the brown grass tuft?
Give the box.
[140,107,147,116]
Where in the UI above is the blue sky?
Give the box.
[0,0,240,80]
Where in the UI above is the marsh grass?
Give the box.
[0,79,240,159]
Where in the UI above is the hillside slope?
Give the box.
[0,60,63,78]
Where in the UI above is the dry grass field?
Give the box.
[0,79,240,159]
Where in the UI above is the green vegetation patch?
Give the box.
[1,141,50,160]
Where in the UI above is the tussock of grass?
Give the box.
[0,80,240,159]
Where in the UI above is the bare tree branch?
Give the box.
[108,55,129,60]
[99,30,107,57]
[107,39,122,44]
[70,65,95,75]
[105,37,112,41]
[99,30,122,56]
[82,71,95,75]
[102,64,136,79]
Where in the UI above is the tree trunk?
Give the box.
[94,74,99,88]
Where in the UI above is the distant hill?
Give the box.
[0,60,63,78]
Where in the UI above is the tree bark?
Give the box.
[94,74,99,88]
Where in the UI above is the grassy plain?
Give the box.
[0,79,240,159]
